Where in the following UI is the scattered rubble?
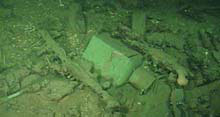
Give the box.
[0,0,219,116]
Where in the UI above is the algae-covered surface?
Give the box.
[0,0,220,117]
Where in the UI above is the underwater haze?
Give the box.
[0,0,220,117]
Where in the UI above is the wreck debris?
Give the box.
[128,65,156,91]
[0,74,46,105]
[40,30,119,109]
[185,80,220,116]
[82,33,143,86]
[145,47,191,86]
[0,90,24,105]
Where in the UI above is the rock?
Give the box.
[130,81,172,117]
[5,74,21,94]
[21,74,42,93]
[2,67,30,94]
[21,75,40,87]
[185,80,220,111]
[42,80,79,101]
[0,79,8,97]
[83,34,143,86]
[66,106,81,117]
[144,81,171,116]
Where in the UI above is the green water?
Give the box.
[0,0,220,117]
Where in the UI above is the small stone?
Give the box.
[101,81,111,90]
[177,76,188,86]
